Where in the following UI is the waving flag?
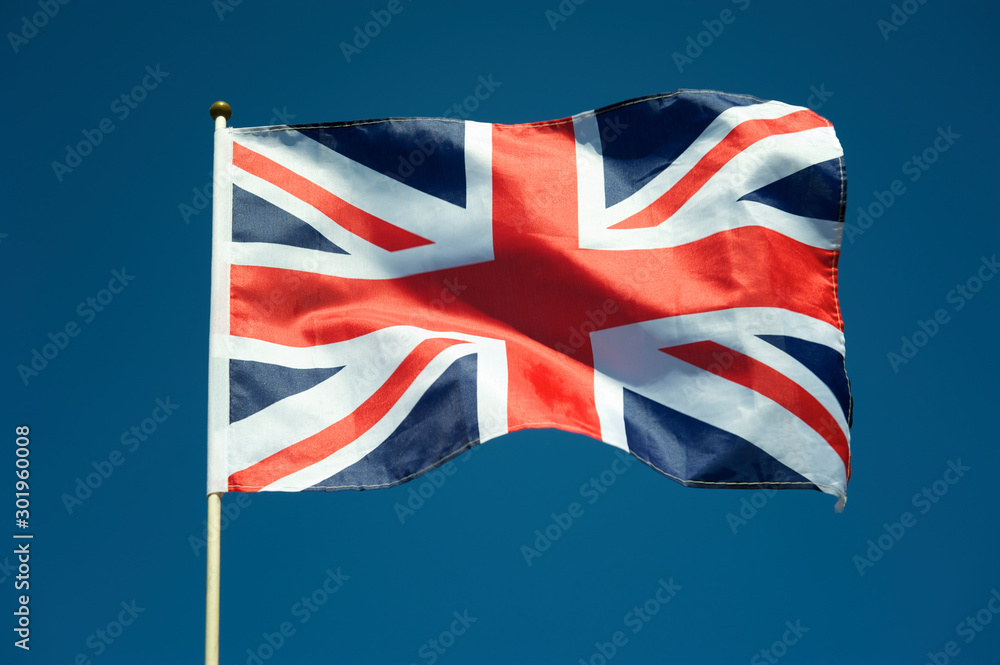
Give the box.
[207,90,852,506]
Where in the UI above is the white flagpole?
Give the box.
[206,100,232,665]
[205,491,222,665]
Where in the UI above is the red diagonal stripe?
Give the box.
[660,340,849,478]
[232,141,433,252]
[609,110,829,230]
[228,337,468,491]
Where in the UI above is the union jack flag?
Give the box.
[207,90,852,506]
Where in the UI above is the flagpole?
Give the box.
[206,100,232,665]
[205,491,222,665]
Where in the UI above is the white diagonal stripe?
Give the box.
[575,99,844,251]
[592,308,848,501]
[225,327,508,480]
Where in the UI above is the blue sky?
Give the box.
[4,0,999,663]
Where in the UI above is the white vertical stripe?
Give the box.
[207,128,234,495]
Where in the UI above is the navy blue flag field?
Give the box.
[206,90,852,508]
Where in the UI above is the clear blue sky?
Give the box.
[5,0,999,663]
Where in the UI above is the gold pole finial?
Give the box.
[209,101,232,122]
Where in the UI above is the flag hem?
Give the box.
[207,128,234,495]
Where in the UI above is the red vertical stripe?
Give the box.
[490,121,605,439]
